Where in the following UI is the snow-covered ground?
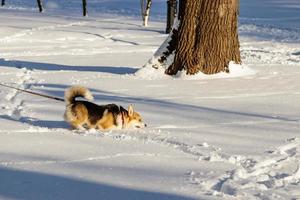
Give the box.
[0,1,299,199]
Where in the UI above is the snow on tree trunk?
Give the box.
[144,0,152,27]
[153,0,241,75]
[141,0,152,27]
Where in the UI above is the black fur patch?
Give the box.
[72,101,123,125]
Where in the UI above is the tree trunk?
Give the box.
[166,0,177,33]
[162,0,241,75]
[141,0,152,26]
[82,0,87,17]
[143,0,152,26]
[1,0,5,6]
[37,0,43,12]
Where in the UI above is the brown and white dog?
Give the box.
[64,86,146,130]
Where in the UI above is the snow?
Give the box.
[136,62,256,80]
[0,0,300,199]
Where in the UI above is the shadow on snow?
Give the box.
[0,59,138,75]
[5,83,297,126]
[0,166,196,200]
[0,81,298,130]
[0,115,68,130]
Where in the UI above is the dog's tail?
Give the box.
[64,86,94,105]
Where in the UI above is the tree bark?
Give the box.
[141,0,152,26]
[144,0,152,26]
[82,0,87,17]
[166,0,177,33]
[162,0,241,75]
[37,0,43,12]
[1,0,5,6]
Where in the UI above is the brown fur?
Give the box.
[64,86,146,130]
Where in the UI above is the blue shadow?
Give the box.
[32,83,299,123]
[0,166,197,200]
[0,59,138,75]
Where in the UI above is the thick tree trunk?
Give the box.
[1,0,5,6]
[82,0,87,17]
[163,0,241,75]
[37,0,43,12]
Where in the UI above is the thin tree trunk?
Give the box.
[143,0,152,27]
[166,0,177,33]
[82,0,87,17]
[37,0,43,12]
[1,0,5,6]
[141,0,152,26]
[163,0,241,75]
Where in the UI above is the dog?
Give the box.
[64,86,146,130]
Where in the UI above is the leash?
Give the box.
[0,82,65,102]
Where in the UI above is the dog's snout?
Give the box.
[144,124,147,127]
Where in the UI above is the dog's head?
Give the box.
[120,105,146,129]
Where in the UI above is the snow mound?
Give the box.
[240,24,300,43]
[135,62,256,80]
[198,138,300,198]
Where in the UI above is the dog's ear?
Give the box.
[128,105,134,117]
